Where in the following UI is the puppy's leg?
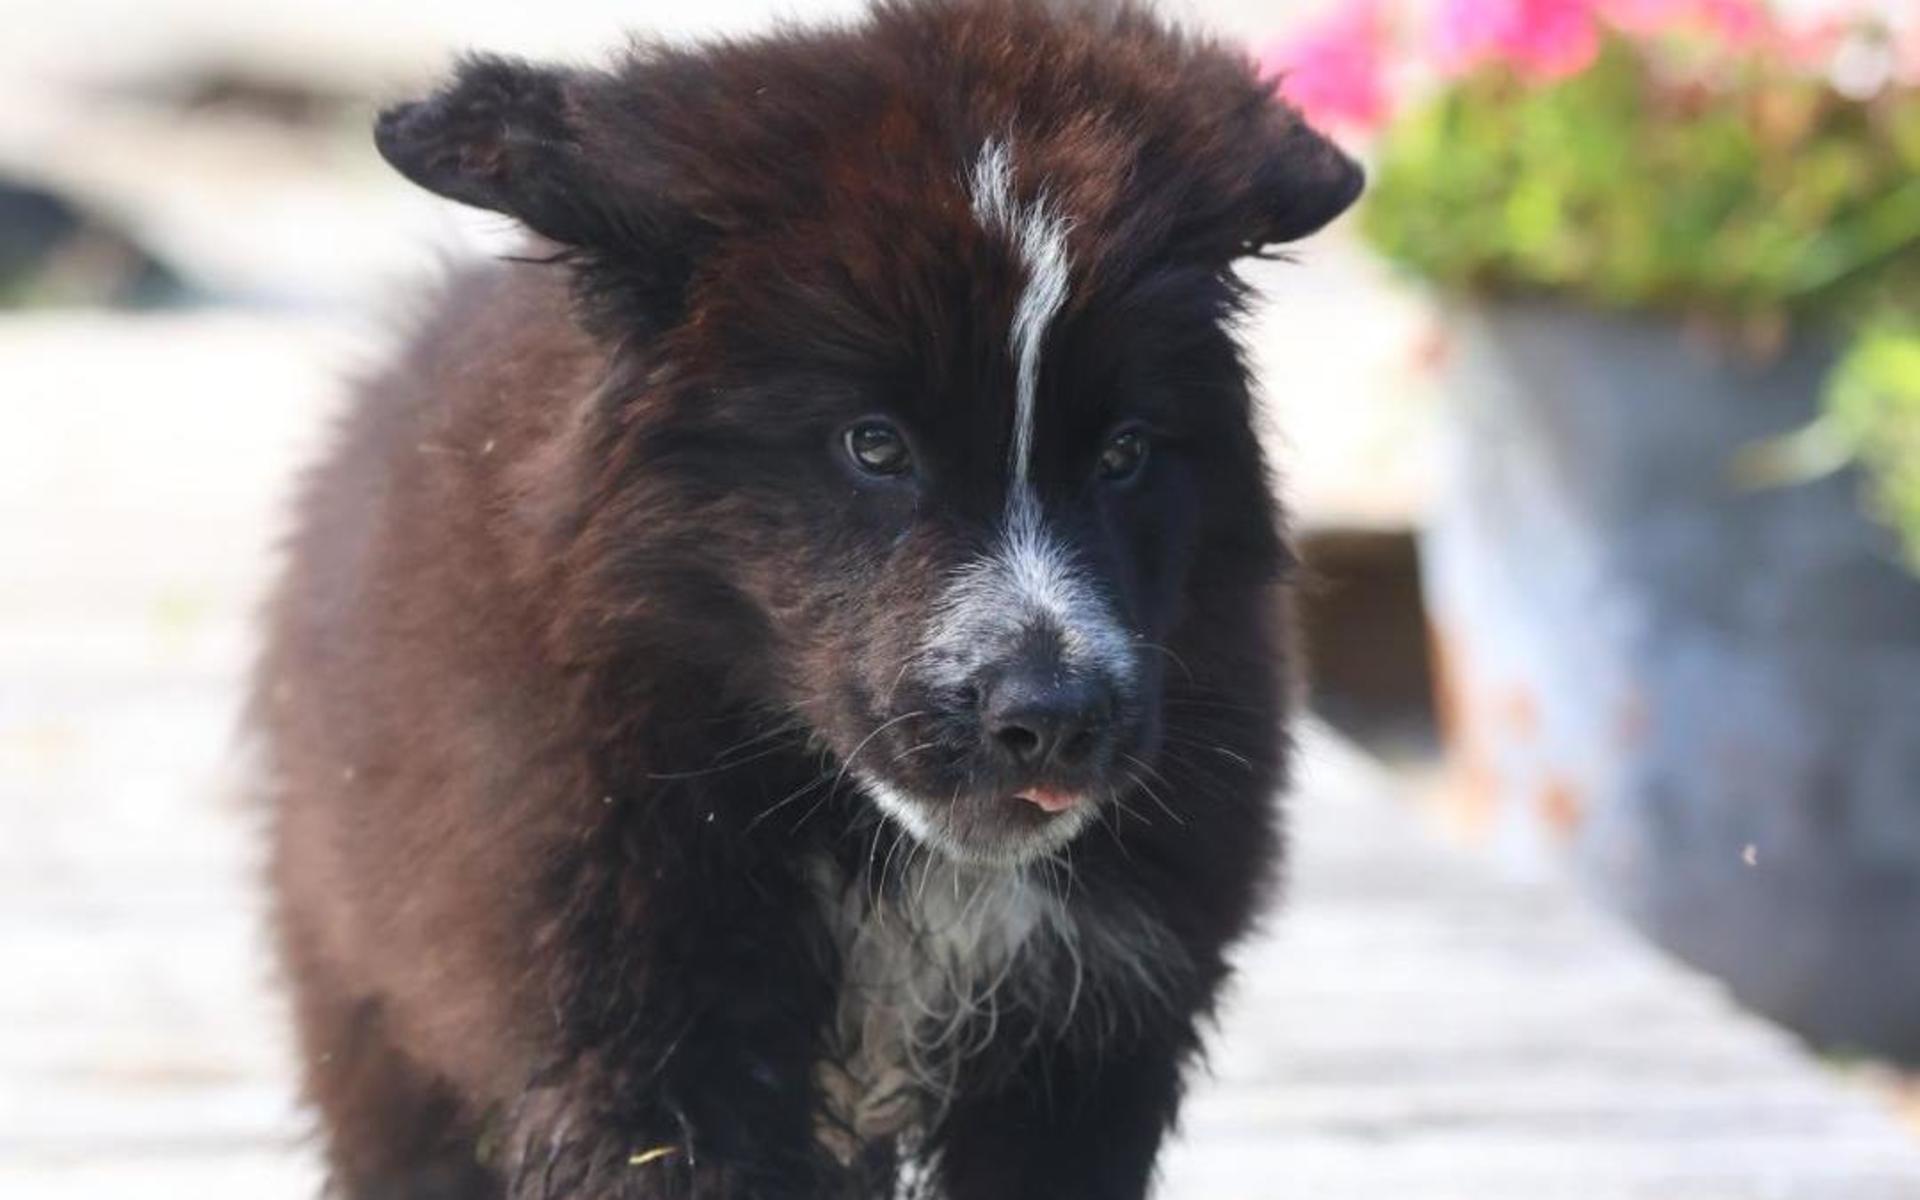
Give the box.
[281,926,498,1199]
[494,987,840,1200]
[494,831,842,1199]
[929,1031,1192,1200]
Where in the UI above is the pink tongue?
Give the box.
[1017,788,1079,814]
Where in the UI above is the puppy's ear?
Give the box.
[375,55,608,247]
[1157,72,1365,265]
[376,55,707,332]
[1243,107,1365,250]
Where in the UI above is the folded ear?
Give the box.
[374,55,608,247]
[1244,106,1365,250]
[376,55,710,332]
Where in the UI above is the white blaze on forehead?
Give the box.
[935,140,1133,692]
[968,138,1071,490]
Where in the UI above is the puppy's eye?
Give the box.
[844,421,912,477]
[1097,428,1150,483]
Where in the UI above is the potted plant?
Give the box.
[1262,0,1920,1059]
[1821,321,1920,569]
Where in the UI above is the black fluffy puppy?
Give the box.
[258,1,1360,1196]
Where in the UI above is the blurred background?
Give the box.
[6,0,1920,1196]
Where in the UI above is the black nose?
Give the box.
[982,668,1117,772]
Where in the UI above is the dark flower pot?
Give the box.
[1423,301,1920,1061]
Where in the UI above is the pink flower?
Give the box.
[1696,0,1774,49]
[1598,0,1775,49]
[1257,0,1394,132]
[1433,0,1602,81]
[1774,14,1849,70]
[1600,0,1696,36]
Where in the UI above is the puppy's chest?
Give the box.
[809,861,1072,1163]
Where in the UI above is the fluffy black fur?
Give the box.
[258,2,1360,1197]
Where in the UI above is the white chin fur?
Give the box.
[852,769,1098,866]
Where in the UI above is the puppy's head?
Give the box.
[378,0,1360,865]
